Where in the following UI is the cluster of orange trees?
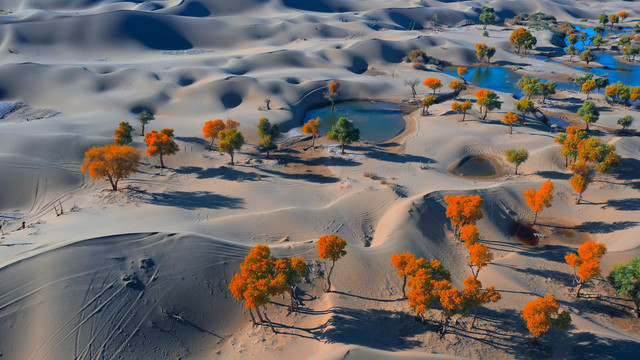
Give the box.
[475,43,496,63]
[510,28,537,54]
[229,235,347,332]
[554,126,621,203]
[82,111,180,190]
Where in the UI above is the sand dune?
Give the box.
[0,0,639,359]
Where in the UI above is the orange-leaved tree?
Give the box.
[510,27,536,54]
[436,280,464,334]
[444,194,484,239]
[81,144,141,191]
[144,128,179,168]
[303,117,322,147]
[475,89,501,121]
[318,234,347,292]
[406,259,451,321]
[569,161,593,204]
[476,43,488,62]
[449,80,467,94]
[554,126,588,167]
[503,111,519,134]
[522,295,571,343]
[565,240,607,297]
[452,100,472,121]
[423,78,442,96]
[460,224,480,247]
[422,95,435,116]
[218,127,244,165]
[228,245,278,331]
[618,11,629,23]
[203,119,226,149]
[523,179,554,225]
[114,121,133,145]
[273,257,307,312]
[327,80,340,110]
[469,243,494,278]
[457,67,468,83]
[582,79,596,100]
[462,276,501,329]
[391,252,418,297]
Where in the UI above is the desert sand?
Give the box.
[0,1,639,359]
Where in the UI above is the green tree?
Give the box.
[486,47,496,63]
[577,100,599,131]
[517,76,542,100]
[137,110,155,136]
[506,149,529,175]
[573,73,593,89]
[475,89,502,121]
[541,81,557,104]
[582,49,596,66]
[592,36,604,50]
[257,117,280,159]
[608,257,640,318]
[594,76,609,93]
[219,127,245,165]
[114,121,133,145]
[594,26,605,36]
[566,45,579,62]
[514,98,536,124]
[598,14,609,27]
[479,6,495,30]
[327,117,360,154]
[617,115,633,130]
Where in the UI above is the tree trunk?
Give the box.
[586,122,589,132]
[411,86,417,99]
[159,152,165,168]
[141,124,145,136]
[288,287,297,312]
[542,94,547,104]
[634,300,640,318]
[441,316,449,334]
[248,308,257,325]
[576,192,582,204]
[462,111,466,122]
[312,134,316,147]
[565,155,568,167]
[266,147,270,159]
[331,100,335,111]
[262,306,277,334]
[255,307,265,323]
[515,164,519,175]
[470,307,478,330]
[229,150,235,166]
[533,212,538,225]
[422,106,426,116]
[341,143,345,155]
[532,336,538,344]
[576,282,584,297]
[209,138,214,150]
[586,93,590,100]
[326,260,335,292]
[108,175,117,191]
[402,276,407,298]
[509,123,513,134]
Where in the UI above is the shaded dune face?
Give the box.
[119,14,193,50]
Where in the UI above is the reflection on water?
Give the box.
[303,101,405,143]
[444,66,525,95]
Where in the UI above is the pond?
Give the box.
[302,101,406,143]
[444,66,525,95]
[448,156,499,178]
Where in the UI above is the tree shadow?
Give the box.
[174,136,209,147]
[175,166,266,181]
[312,307,424,350]
[577,221,639,234]
[519,243,574,263]
[359,145,435,164]
[276,154,362,168]
[258,167,340,184]
[556,331,640,359]
[535,170,571,180]
[137,189,245,210]
[331,290,404,303]
[494,263,576,288]
[614,157,640,182]
[605,198,640,211]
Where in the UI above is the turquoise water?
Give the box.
[302,101,405,143]
[444,66,525,95]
